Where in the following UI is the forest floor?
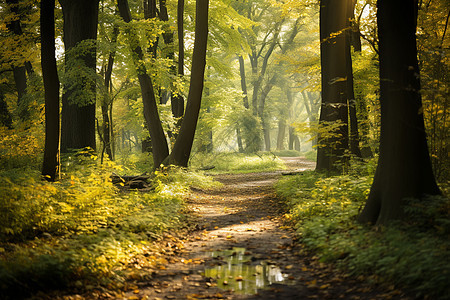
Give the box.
[57,157,410,300]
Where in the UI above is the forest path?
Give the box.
[119,157,406,300]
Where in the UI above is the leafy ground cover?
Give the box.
[0,153,219,299]
[189,152,286,174]
[275,160,450,299]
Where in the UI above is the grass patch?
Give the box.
[0,154,216,298]
[270,150,303,157]
[276,167,450,299]
[190,152,286,174]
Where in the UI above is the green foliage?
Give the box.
[190,152,286,174]
[60,40,100,107]
[417,0,449,182]
[276,169,450,299]
[302,149,317,162]
[271,149,302,157]
[294,120,345,150]
[0,124,44,170]
[0,151,220,297]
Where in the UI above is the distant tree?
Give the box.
[41,0,60,181]
[59,0,100,152]
[358,0,441,225]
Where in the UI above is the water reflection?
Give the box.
[203,247,288,295]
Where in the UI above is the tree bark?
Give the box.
[358,0,441,225]
[60,0,99,153]
[350,0,361,52]
[41,0,60,181]
[117,0,170,167]
[171,0,185,128]
[169,0,209,167]
[238,55,250,109]
[277,118,286,150]
[0,91,13,129]
[316,0,350,172]
[346,0,362,158]
[102,25,119,161]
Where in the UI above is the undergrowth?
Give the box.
[0,153,216,299]
[276,162,450,300]
[189,152,286,174]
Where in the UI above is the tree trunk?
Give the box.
[346,0,362,158]
[102,25,119,161]
[277,118,286,150]
[60,0,99,153]
[288,126,295,150]
[6,0,30,122]
[169,0,209,167]
[316,0,350,172]
[238,55,250,109]
[41,0,60,181]
[0,91,13,129]
[294,136,301,152]
[118,0,170,167]
[236,127,244,152]
[350,0,361,52]
[358,0,441,225]
[171,0,185,131]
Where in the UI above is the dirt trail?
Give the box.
[116,157,408,300]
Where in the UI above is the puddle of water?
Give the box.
[203,247,288,295]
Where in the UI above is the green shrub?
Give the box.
[276,171,450,299]
[0,154,215,297]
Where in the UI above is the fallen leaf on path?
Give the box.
[307,279,317,288]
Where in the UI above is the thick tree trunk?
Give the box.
[41,0,60,181]
[118,0,170,167]
[169,0,209,167]
[60,0,99,152]
[316,0,350,172]
[358,0,441,225]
